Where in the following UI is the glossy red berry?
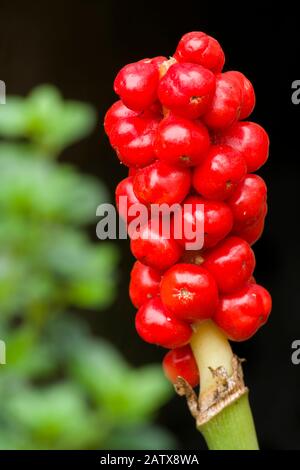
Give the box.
[104,100,139,136]
[228,174,267,230]
[135,297,192,348]
[129,261,161,308]
[114,61,159,111]
[174,31,225,73]
[130,220,183,272]
[163,345,199,387]
[154,115,210,167]
[150,56,168,69]
[158,62,216,119]
[178,195,233,249]
[258,285,272,321]
[160,263,219,322]
[193,144,247,200]
[133,160,191,205]
[213,283,272,341]
[234,209,266,245]
[225,71,255,120]
[216,121,269,172]
[112,116,159,168]
[115,176,143,224]
[202,236,255,294]
[203,73,242,130]
[108,116,142,148]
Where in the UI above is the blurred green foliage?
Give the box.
[0,86,173,450]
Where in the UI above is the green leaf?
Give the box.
[0,97,28,136]
[121,366,172,419]
[3,326,56,378]
[70,338,171,423]
[0,85,97,154]
[65,243,118,308]
[0,428,30,451]
[100,365,172,423]
[26,85,96,153]
[6,382,104,449]
[70,339,129,401]
[0,150,107,224]
[0,142,48,160]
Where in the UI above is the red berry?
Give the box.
[174,31,225,73]
[213,283,272,341]
[130,219,183,272]
[114,61,159,111]
[112,116,159,168]
[258,285,272,323]
[228,174,267,230]
[160,263,219,322]
[138,56,168,71]
[234,209,266,245]
[216,121,269,172]
[225,71,255,120]
[135,297,192,348]
[133,160,191,205]
[202,236,256,294]
[115,176,143,224]
[129,261,161,308]
[150,56,168,69]
[108,116,143,148]
[158,62,216,119]
[193,144,247,200]
[154,115,210,167]
[177,195,233,249]
[104,100,139,136]
[203,73,242,130]
[163,345,199,387]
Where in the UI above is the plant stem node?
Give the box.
[174,355,248,427]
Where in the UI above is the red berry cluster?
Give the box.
[104,31,272,388]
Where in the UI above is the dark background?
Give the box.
[0,0,299,450]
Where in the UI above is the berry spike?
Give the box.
[105,31,271,450]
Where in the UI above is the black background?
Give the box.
[0,0,299,450]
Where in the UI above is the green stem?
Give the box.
[189,321,259,450]
[199,393,259,450]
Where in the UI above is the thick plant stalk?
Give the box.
[200,393,259,450]
[175,321,259,450]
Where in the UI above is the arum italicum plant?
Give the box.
[105,31,271,450]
